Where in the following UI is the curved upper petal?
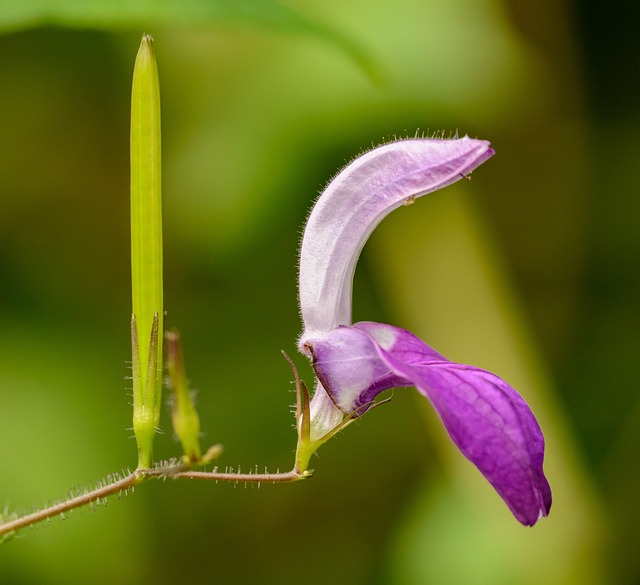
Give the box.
[298,137,494,338]
[305,322,552,526]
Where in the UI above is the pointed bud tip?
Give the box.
[135,34,157,70]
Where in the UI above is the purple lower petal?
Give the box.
[385,355,551,526]
[306,322,552,526]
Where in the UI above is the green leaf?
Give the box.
[0,0,376,79]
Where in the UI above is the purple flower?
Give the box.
[296,136,551,526]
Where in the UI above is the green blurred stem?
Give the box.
[131,34,163,469]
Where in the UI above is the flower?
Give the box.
[296,136,551,526]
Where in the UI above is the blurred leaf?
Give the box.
[0,0,324,30]
[0,0,376,78]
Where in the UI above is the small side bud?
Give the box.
[166,330,202,463]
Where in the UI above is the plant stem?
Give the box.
[0,472,139,540]
[0,463,310,539]
[146,468,311,483]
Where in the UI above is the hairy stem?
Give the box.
[0,464,309,539]
[0,472,139,539]
[146,468,311,483]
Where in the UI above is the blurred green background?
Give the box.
[0,0,638,583]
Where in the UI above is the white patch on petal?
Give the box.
[366,324,398,350]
